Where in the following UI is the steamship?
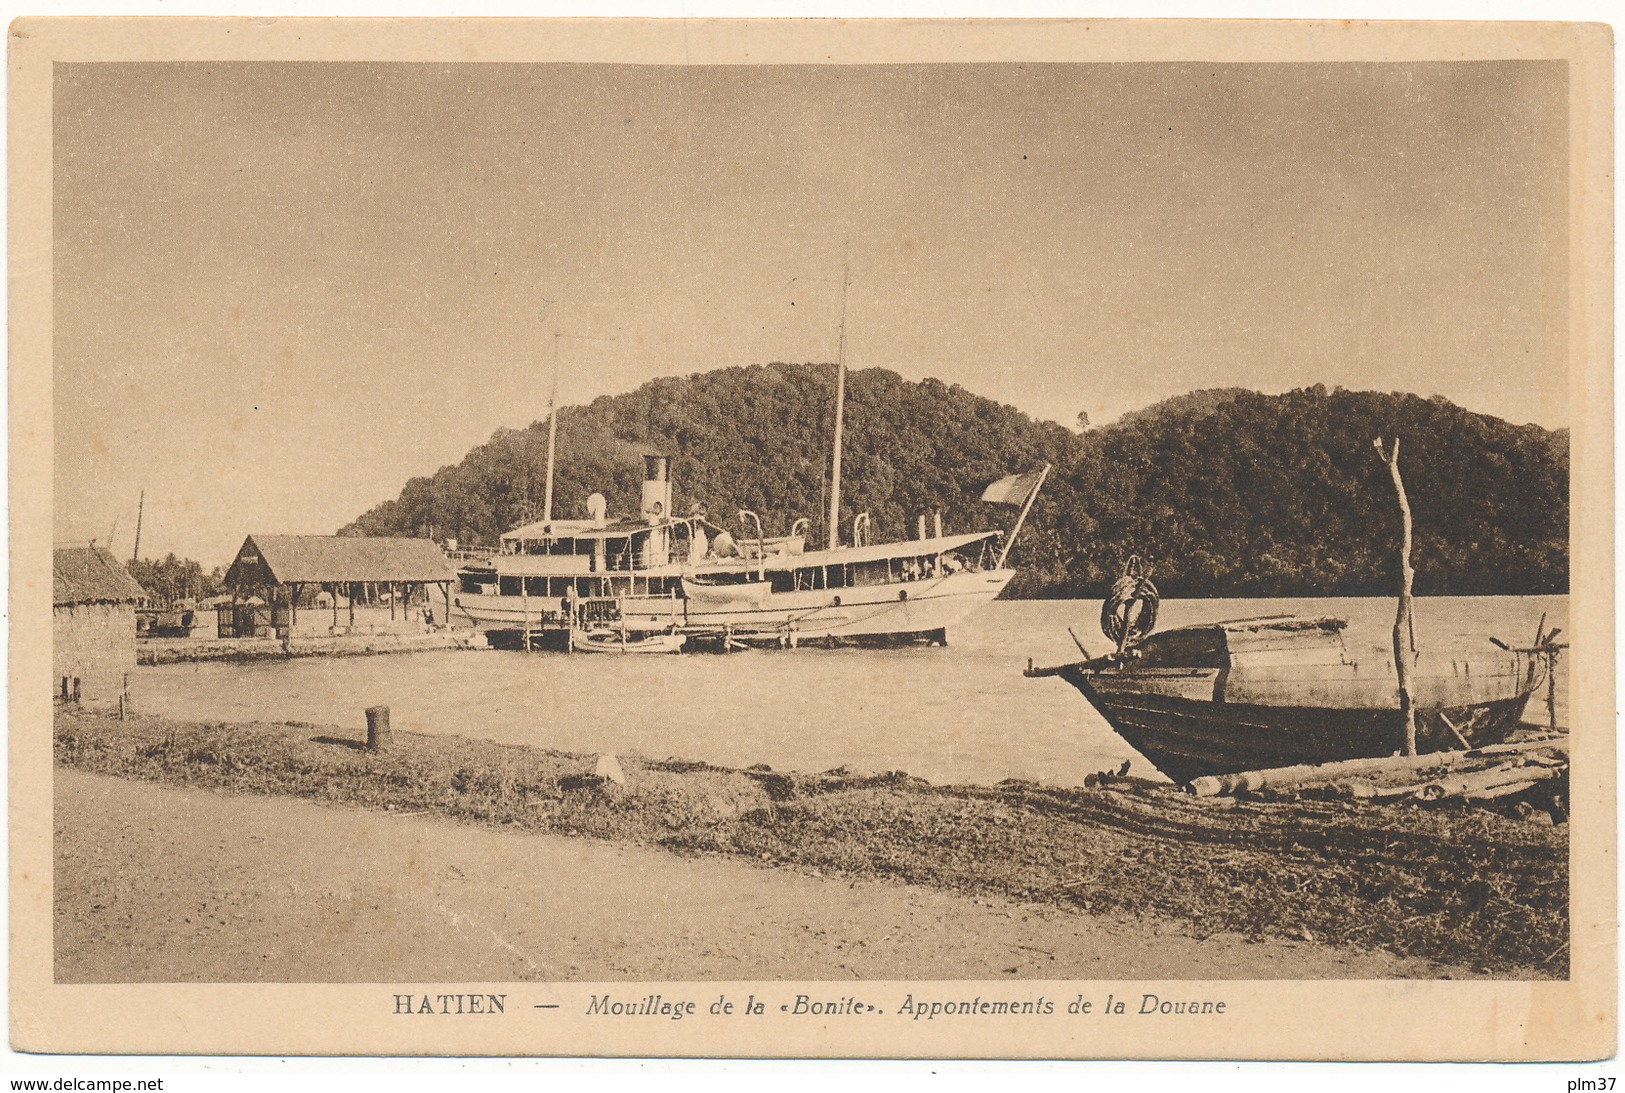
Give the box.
[453,278,1046,650]
[449,454,1043,651]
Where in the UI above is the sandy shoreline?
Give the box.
[57,769,1488,983]
[136,629,485,665]
[53,708,1567,981]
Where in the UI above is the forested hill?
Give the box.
[342,366,1568,597]
[344,364,1074,564]
[1106,388,1253,432]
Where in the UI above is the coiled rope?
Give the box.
[1100,555,1160,652]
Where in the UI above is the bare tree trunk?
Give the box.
[1374,436,1418,756]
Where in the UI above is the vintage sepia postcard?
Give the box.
[8,16,1615,1060]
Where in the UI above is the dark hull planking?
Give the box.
[1060,665,1534,786]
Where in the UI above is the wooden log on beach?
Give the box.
[366,705,392,751]
[1187,737,1569,798]
[1465,779,1542,801]
[1413,762,1564,802]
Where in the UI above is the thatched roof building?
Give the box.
[54,545,148,606]
[224,534,454,588]
[222,534,457,633]
[54,546,146,710]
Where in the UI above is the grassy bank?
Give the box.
[55,709,1567,978]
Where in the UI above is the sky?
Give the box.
[53,59,1569,567]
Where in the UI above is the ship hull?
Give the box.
[451,568,1013,647]
[630,568,1014,641]
[1060,664,1535,786]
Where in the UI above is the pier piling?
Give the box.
[366,705,393,751]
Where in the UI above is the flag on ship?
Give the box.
[980,469,1047,506]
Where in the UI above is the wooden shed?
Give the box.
[223,534,456,635]
[54,545,148,710]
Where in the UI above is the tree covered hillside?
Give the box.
[343,366,1568,598]
[344,363,1074,561]
[1056,387,1567,597]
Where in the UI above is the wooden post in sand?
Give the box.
[521,578,531,653]
[1374,436,1418,756]
[1546,645,1562,734]
[366,705,392,751]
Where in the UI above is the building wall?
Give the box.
[190,609,220,640]
[53,602,136,710]
[287,603,431,637]
[212,603,429,638]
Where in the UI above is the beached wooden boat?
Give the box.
[1027,616,1542,786]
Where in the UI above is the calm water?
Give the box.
[136,596,1567,787]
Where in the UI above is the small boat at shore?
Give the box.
[1027,613,1545,787]
[571,627,687,654]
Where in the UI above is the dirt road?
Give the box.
[57,770,1483,983]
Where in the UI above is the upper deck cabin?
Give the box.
[497,518,678,573]
[484,453,681,576]
[685,530,1001,591]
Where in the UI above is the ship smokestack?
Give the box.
[641,455,672,525]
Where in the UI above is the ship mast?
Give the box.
[543,332,561,526]
[131,490,145,563]
[827,261,851,550]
